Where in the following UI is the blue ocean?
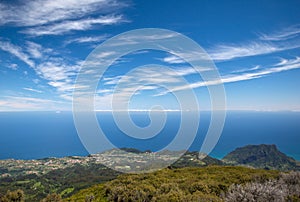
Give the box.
[0,111,299,160]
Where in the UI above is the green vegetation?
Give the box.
[64,184,107,202]
[60,188,74,197]
[65,166,279,202]
[0,163,119,202]
[1,145,299,201]
[2,166,300,201]
[223,144,300,171]
[0,189,25,202]
[40,193,62,202]
[0,150,225,201]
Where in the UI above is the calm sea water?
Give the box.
[0,111,299,160]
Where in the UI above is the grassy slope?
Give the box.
[65,166,279,202]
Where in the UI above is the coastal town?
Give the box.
[0,149,206,178]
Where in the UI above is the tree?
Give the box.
[0,189,25,202]
[40,193,62,202]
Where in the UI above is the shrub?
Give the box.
[0,189,25,202]
[40,193,62,202]
[279,171,300,201]
[225,180,286,202]
[224,171,300,202]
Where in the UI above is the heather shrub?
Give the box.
[225,171,300,202]
[225,180,286,202]
[279,171,300,201]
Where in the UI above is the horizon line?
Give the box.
[0,109,300,112]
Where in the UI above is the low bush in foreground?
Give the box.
[4,166,300,202]
[225,171,300,202]
[66,166,279,202]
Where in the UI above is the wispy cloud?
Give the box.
[23,87,43,93]
[0,39,85,101]
[89,65,203,109]
[0,96,68,111]
[102,66,199,89]
[102,56,298,99]
[22,15,125,36]
[208,42,300,61]
[0,0,129,107]
[159,26,300,63]
[0,40,55,67]
[35,58,82,94]
[0,0,127,27]
[275,56,300,66]
[202,25,300,62]
[105,31,181,47]
[0,0,128,36]
[7,63,18,70]
[25,41,53,59]
[230,65,260,74]
[162,55,186,64]
[259,25,300,41]
[162,57,300,94]
[0,40,35,67]
[26,41,43,59]
[65,35,109,45]
[220,57,300,83]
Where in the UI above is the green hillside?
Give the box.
[1,145,299,201]
[65,166,279,202]
[223,144,300,171]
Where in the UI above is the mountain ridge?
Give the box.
[222,144,300,171]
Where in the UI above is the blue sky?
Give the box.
[0,0,300,111]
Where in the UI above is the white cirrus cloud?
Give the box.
[162,55,186,64]
[259,25,300,41]
[230,65,260,74]
[22,15,125,36]
[160,57,300,94]
[92,65,202,107]
[36,59,81,81]
[207,42,299,61]
[275,56,300,66]
[45,55,300,110]
[207,25,300,62]
[35,59,82,94]
[0,39,86,101]
[25,41,53,59]
[23,87,43,93]
[161,33,300,63]
[0,0,127,26]
[0,40,35,67]
[65,35,109,45]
